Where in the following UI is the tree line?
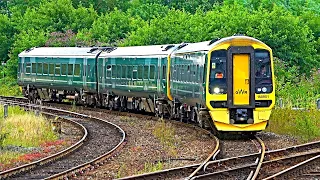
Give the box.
[0,0,319,83]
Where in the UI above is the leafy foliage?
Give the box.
[0,0,319,110]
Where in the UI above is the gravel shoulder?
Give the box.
[73,109,216,179]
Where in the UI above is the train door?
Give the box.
[227,46,255,108]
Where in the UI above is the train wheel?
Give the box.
[197,114,204,128]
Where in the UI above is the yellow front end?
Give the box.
[206,36,275,132]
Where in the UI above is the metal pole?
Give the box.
[4,104,8,118]
[279,98,283,108]
[317,99,320,110]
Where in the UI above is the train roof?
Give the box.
[18,36,270,58]
[19,44,180,58]
[174,35,270,54]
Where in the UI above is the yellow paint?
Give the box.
[213,121,268,131]
[166,54,173,101]
[209,110,229,124]
[209,109,272,131]
[233,54,250,105]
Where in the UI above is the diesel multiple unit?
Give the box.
[18,35,275,133]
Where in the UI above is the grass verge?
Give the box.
[267,108,320,142]
[0,105,58,165]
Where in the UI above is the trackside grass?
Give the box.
[267,108,320,142]
[0,105,58,165]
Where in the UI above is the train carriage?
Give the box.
[166,36,275,132]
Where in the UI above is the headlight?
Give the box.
[257,88,262,92]
[213,87,220,94]
[262,87,267,93]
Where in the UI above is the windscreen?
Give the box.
[255,49,272,93]
[209,50,227,94]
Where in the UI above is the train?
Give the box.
[17,35,275,134]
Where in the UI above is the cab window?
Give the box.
[209,50,227,94]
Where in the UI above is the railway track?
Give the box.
[2,96,320,179]
[0,96,126,179]
[118,137,320,179]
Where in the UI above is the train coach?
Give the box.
[17,35,275,134]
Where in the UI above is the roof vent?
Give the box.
[25,47,35,53]
[177,43,188,50]
[208,38,220,46]
[87,47,117,53]
[162,45,175,51]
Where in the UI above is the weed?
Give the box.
[70,100,77,112]
[138,161,163,174]
[153,119,177,155]
[116,163,127,178]
[119,116,131,121]
[0,151,24,165]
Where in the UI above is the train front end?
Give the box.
[206,36,275,132]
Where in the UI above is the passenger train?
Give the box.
[17,35,275,133]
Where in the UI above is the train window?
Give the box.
[43,63,48,75]
[18,63,21,74]
[173,65,177,80]
[133,66,138,80]
[31,63,36,74]
[106,65,112,79]
[195,65,199,83]
[162,65,166,80]
[255,50,272,93]
[49,64,54,75]
[37,63,43,75]
[127,66,133,79]
[55,64,61,76]
[178,65,182,81]
[150,65,155,80]
[111,65,117,78]
[121,66,127,78]
[144,66,149,80]
[209,50,227,94]
[255,50,271,78]
[138,66,143,79]
[61,64,67,76]
[74,64,81,76]
[116,65,121,78]
[187,65,191,82]
[68,64,73,76]
[25,63,31,74]
[86,64,90,77]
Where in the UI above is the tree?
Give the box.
[0,14,14,62]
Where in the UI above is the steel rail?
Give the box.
[250,136,265,180]
[0,97,126,179]
[187,136,220,179]
[191,149,320,179]
[262,154,320,180]
[45,116,126,179]
[118,137,320,180]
